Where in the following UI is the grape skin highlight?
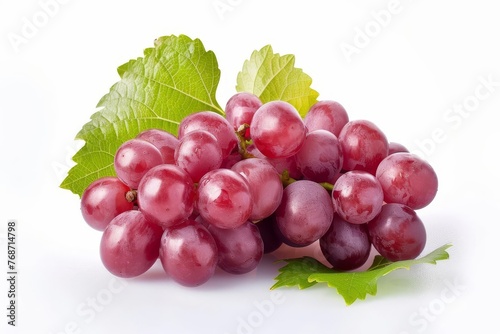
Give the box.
[231,158,283,221]
[376,152,438,210]
[136,128,179,164]
[100,210,163,278]
[160,220,218,287]
[174,130,223,183]
[275,180,334,247]
[178,111,238,159]
[250,101,306,159]
[114,138,164,189]
[137,164,195,228]
[79,91,439,288]
[368,203,427,262]
[208,221,264,275]
[197,169,253,229]
[339,120,388,175]
[295,129,343,183]
[81,176,134,231]
[304,100,349,137]
[320,214,371,271]
[332,170,384,225]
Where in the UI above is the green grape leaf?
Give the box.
[60,34,223,197]
[236,45,319,116]
[271,256,335,290]
[271,244,452,305]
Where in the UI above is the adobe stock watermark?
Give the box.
[7,0,72,53]
[412,73,499,158]
[224,290,286,334]
[339,0,407,63]
[398,277,466,333]
[46,277,128,334]
[212,0,244,21]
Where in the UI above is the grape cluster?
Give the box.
[80,93,438,286]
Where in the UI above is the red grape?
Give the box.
[100,210,163,278]
[137,164,195,228]
[376,153,438,210]
[250,101,306,159]
[81,177,134,231]
[114,138,163,189]
[159,220,218,287]
[339,120,388,175]
[368,203,426,261]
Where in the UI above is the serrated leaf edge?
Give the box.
[271,244,452,305]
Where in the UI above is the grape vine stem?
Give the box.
[280,170,334,192]
[236,124,255,159]
[235,125,334,192]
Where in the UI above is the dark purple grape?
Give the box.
[256,215,283,254]
[208,221,264,274]
[320,215,371,271]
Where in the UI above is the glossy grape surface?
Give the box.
[231,158,283,220]
[136,128,179,164]
[159,220,218,287]
[174,130,223,182]
[339,120,388,175]
[225,92,262,133]
[137,164,195,228]
[197,169,253,229]
[376,153,438,210]
[275,180,334,247]
[304,100,349,137]
[250,101,306,159]
[100,210,163,278]
[368,203,426,261]
[81,177,134,231]
[114,138,163,189]
[332,170,384,224]
[178,111,238,158]
[320,215,371,270]
[295,129,343,183]
[208,221,264,274]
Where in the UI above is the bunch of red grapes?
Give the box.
[80,93,438,286]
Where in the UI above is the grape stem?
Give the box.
[126,190,137,203]
[280,170,334,192]
[235,125,334,192]
[236,124,255,159]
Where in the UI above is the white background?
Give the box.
[1,0,499,333]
